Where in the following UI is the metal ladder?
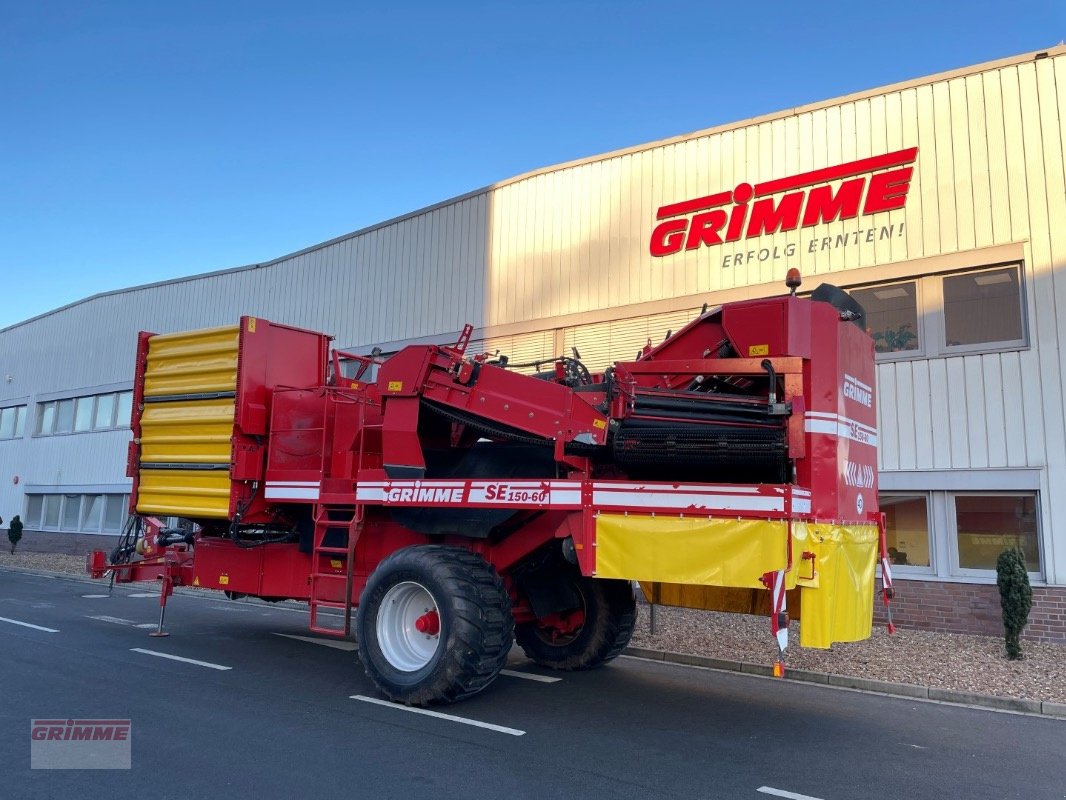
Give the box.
[308,503,363,636]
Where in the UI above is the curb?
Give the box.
[623,645,1066,719]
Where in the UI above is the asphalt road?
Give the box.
[1,569,1064,800]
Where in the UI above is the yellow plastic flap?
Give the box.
[136,469,232,519]
[798,523,879,649]
[143,325,239,397]
[595,514,789,588]
[139,398,236,465]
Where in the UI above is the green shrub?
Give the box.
[995,549,1032,660]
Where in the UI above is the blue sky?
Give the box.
[2,1,1062,329]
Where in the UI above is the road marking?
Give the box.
[130,648,232,671]
[88,615,137,626]
[273,632,358,651]
[81,594,110,599]
[0,616,59,633]
[127,593,158,598]
[350,695,525,736]
[499,669,561,683]
[757,787,825,800]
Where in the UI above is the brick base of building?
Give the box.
[873,577,1066,644]
[12,529,120,556]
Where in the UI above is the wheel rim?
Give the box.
[376,581,442,672]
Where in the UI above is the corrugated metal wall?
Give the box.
[0,49,1063,581]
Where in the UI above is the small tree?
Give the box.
[996,548,1032,660]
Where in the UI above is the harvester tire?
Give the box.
[515,576,636,670]
[356,545,514,706]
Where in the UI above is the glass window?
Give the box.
[14,406,24,437]
[851,281,920,354]
[55,399,75,434]
[26,495,43,528]
[74,397,94,432]
[881,494,931,568]
[94,393,116,429]
[43,495,61,529]
[103,495,127,533]
[115,392,133,429]
[0,407,13,439]
[61,495,81,530]
[954,494,1040,572]
[81,495,104,532]
[37,402,55,435]
[943,267,1023,348]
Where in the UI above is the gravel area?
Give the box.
[3,551,1065,704]
[632,601,1066,704]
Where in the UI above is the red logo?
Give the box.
[650,147,917,257]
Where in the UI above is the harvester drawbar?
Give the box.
[90,276,894,704]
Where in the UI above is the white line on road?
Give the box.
[499,669,561,683]
[0,616,59,633]
[81,594,110,599]
[127,593,158,598]
[351,695,525,736]
[757,787,825,800]
[273,632,358,651]
[88,615,137,626]
[130,648,232,671]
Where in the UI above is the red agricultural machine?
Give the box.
[89,278,893,704]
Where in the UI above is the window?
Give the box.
[82,495,104,532]
[37,403,55,435]
[61,495,81,530]
[0,405,26,440]
[55,399,75,433]
[23,492,130,534]
[35,390,133,436]
[878,489,1042,579]
[74,397,94,432]
[942,267,1024,350]
[954,494,1040,573]
[881,494,931,569]
[115,391,133,428]
[849,263,1025,360]
[851,281,920,354]
[94,394,115,428]
[43,495,60,529]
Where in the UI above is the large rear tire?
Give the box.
[515,574,636,670]
[356,545,513,705]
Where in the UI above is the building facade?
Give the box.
[2,47,1065,639]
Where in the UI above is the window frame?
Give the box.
[850,279,926,359]
[23,492,131,534]
[850,262,1028,363]
[33,390,134,437]
[0,405,25,440]
[879,491,935,575]
[947,491,1042,580]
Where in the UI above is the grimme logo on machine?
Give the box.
[649,147,917,265]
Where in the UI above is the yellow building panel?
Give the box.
[139,398,235,464]
[136,469,232,519]
[594,514,789,588]
[143,325,240,396]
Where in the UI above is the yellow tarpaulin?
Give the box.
[595,514,791,589]
[797,523,878,648]
[600,513,879,649]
